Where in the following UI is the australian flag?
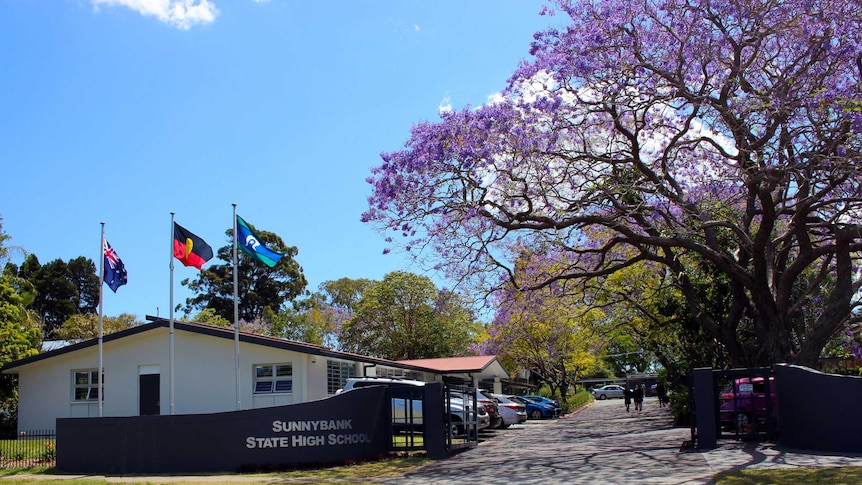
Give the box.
[103,239,128,292]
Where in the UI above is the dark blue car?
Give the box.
[523,395,562,416]
[509,395,558,419]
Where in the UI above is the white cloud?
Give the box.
[91,0,219,30]
[486,92,505,105]
[438,96,453,115]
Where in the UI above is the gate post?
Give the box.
[423,383,446,459]
[692,368,717,449]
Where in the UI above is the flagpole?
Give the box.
[169,212,176,415]
[233,204,241,410]
[98,222,105,417]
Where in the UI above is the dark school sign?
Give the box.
[56,387,390,474]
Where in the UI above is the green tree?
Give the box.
[306,278,375,349]
[186,308,231,328]
[67,257,99,314]
[0,216,26,266]
[317,278,374,310]
[263,306,325,344]
[0,278,40,362]
[0,278,41,436]
[11,252,101,339]
[181,226,307,322]
[591,256,732,386]
[0,218,41,349]
[17,256,78,338]
[599,339,650,377]
[487,255,601,400]
[252,278,376,347]
[341,271,479,360]
[55,313,142,342]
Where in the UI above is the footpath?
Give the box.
[389,397,862,484]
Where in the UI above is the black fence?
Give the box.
[384,382,479,456]
[714,367,776,441]
[0,430,56,469]
[690,367,777,449]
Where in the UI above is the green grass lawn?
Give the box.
[0,454,430,484]
[4,457,862,484]
[715,466,862,484]
[0,436,56,469]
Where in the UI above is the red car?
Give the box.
[719,376,777,431]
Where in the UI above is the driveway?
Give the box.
[390,397,862,484]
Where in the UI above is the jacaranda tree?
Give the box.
[485,252,601,400]
[363,0,862,367]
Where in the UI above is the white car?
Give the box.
[339,377,490,433]
[592,384,626,400]
[490,393,527,428]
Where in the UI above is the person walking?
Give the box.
[633,384,644,411]
[624,387,632,412]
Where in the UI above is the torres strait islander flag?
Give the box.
[173,222,213,270]
[236,215,284,268]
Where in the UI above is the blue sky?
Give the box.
[0,0,557,321]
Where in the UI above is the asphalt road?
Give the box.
[389,396,862,484]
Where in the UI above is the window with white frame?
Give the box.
[327,360,356,394]
[73,369,102,401]
[376,367,407,378]
[253,363,293,394]
[406,371,424,381]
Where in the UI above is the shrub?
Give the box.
[565,389,593,413]
[669,387,690,426]
[41,443,56,461]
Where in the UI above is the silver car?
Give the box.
[490,393,527,427]
[592,384,626,400]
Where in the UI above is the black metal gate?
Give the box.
[714,367,777,441]
[386,383,479,455]
[387,383,426,452]
[444,384,479,452]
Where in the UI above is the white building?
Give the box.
[2,317,508,432]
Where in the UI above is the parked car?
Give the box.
[719,376,777,431]
[490,393,527,427]
[476,389,504,429]
[338,377,491,434]
[522,395,563,415]
[591,385,626,400]
[509,395,558,419]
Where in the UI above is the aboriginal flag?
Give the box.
[173,222,213,270]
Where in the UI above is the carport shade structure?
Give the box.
[397,355,509,385]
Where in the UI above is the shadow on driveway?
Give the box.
[389,397,714,484]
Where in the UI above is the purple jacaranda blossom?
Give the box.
[363,0,862,368]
